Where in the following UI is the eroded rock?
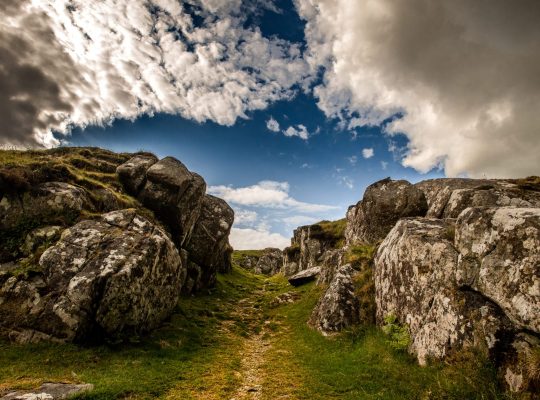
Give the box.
[116,154,158,195]
[254,248,283,275]
[288,266,320,287]
[1,383,94,400]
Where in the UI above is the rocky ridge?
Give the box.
[0,147,234,344]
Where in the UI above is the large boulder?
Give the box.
[116,154,158,195]
[345,178,428,245]
[254,248,283,275]
[374,218,512,365]
[0,182,91,262]
[317,249,346,286]
[288,266,320,287]
[184,194,234,291]
[0,209,184,343]
[310,264,360,334]
[138,157,206,247]
[455,207,540,333]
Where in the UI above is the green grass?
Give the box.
[309,218,347,249]
[264,279,512,400]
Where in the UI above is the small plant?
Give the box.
[382,313,410,351]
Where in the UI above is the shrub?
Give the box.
[382,313,410,351]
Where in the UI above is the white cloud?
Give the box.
[283,215,318,226]
[338,176,354,189]
[283,124,309,140]
[0,0,309,146]
[230,227,290,250]
[234,209,258,226]
[347,155,357,165]
[381,161,388,170]
[266,116,280,132]
[362,148,374,159]
[208,180,336,212]
[296,0,540,177]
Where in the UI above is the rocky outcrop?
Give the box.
[2,383,94,400]
[116,154,158,195]
[317,249,345,286]
[184,194,234,291]
[0,209,184,343]
[374,207,540,392]
[345,178,428,245]
[310,264,360,334]
[254,248,283,275]
[288,266,320,287]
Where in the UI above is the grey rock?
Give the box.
[455,207,540,333]
[503,333,540,393]
[2,383,93,399]
[139,157,206,247]
[0,209,184,343]
[288,266,320,287]
[20,226,63,256]
[317,249,346,286]
[345,178,427,245]
[116,154,158,195]
[254,248,283,275]
[310,264,360,334]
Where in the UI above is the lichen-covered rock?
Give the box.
[345,178,428,245]
[282,246,301,277]
[254,248,283,275]
[288,266,320,286]
[0,209,184,343]
[374,218,512,365]
[184,194,234,290]
[116,154,158,195]
[1,383,94,400]
[317,249,345,286]
[310,264,359,334]
[455,207,540,333]
[139,157,206,247]
[502,333,540,393]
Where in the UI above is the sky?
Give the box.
[1,0,539,249]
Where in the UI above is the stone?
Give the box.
[309,264,360,334]
[502,333,540,393]
[253,248,283,275]
[345,178,428,245]
[2,383,94,400]
[288,266,320,287]
[317,249,345,286]
[0,209,184,343]
[374,218,512,365]
[455,207,540,333]
[138,157,206,247]
[20,226,63,256]
[116,154,158,195]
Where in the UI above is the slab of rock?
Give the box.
[345,178,427,245]
[116,154,158,195]
[184,194,234,290]
[138,157,206,247]
[2,383,93,400]
[288,266,320,287]
[254,248,283,275]
[0,209,184,343]
[455,207,540,333]
[374,218,512,365]
[310,264,360,334]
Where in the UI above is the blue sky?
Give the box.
[3,0,538,248]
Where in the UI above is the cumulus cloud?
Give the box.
[266,116,280,132]
[229,227,290,250]
[234,209,258,226]
[208,180,336,212]
[283,215,318,226]
[296,0,540,177]
[0,0,309,146]
[362,148,374,159]
[283,124,309,140]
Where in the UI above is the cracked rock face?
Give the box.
[116,154,158,195]
[310,264,360,334]
[0,209,183,343]
[317,249,345,286]
[345,178,428,245]
[455,207,540,333]
[374,218,513,366]
[253,248,283,275]
[184,194,234,291]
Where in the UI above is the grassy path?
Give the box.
[0,267,510,399]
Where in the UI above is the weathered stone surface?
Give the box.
[310,264,359,334]
[317,249,345,286]
[503,333,540,393]
[2,383,94,400]
[139,157,206,247]
[374,218,512,365]
[116,154,158,195]
[288,266,320,287]
[345,178,428,245]
[184,194,234,290]
[254,248,283,275]
[455,207,540,333]
[0,209,184,343]
[20,226,63,257]
[282,246,301,277]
